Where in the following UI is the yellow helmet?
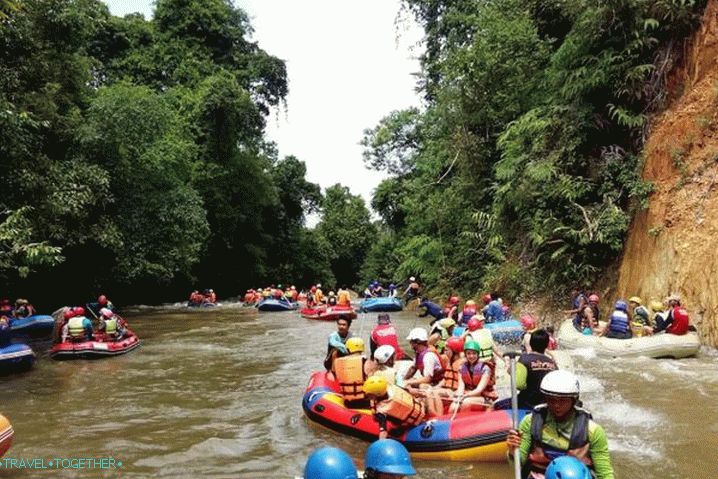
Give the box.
[438,318,456,329]
[629,296,642,305]
[329,291,336,296]
[363,375,388,396]
[465,300,476,307]
[650,300,664,312]
[346,337,365,353]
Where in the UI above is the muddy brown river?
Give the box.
[1,303,717,478]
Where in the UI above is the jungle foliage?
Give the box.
[361,0,707,299]
[0,0,344,304]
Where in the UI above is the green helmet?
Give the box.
[463,340,480,352]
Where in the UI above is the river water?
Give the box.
[1,304,717,478]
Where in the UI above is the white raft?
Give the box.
[557,319,700,359]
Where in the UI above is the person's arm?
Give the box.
[514,362,528,390]
[428,331,440,347]
[587,423,615,479]
[507,414,532,465]
[403,365,417,381]
[328,333,348,354]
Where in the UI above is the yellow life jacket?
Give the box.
[105,317,117,335]
[337,291,351,306]
[68,317,87,338]
[377,385,425,425]
[333,355,366,401]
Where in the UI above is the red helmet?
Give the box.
[673,306,689,323]
[589,294,599,303]
[98,295,107,305]
[449,296,460,306]
[73,306,85,316]
[310,286,317,293]
[520,314,536,330]
[63,309,76,320]
[502,305,510,314]
[467,317,483,331]
[445,337,465,354]
[482,294,492,305]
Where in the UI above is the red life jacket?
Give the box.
[459,360,497,399]
[667,306,689,335]
[370,324,406,359]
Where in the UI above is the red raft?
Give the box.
[302,371,524,461]
[49,329,141,360]
[300,305,357,321]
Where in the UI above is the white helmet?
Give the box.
[374,345,396,364]
[540,370,580,398]
[409,276,416,282]
[406,327,428,342]
[317,283,322,288]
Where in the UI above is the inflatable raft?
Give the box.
[0,343,35,373]
[485,319,524,344]
[8,314,55,336]
[49,330,141,360]
[187,301,217,308]
[257,298,297,312]
[0,414,13,458]
[557,319,701,358]
[300,305,357,321]
[360,297,403,313]
[302,371,524,461]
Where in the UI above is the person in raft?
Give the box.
[86,294,113,319]
[451,339,497,413]
[402,327,446,415]
[506,370,615,479]
[363,375,434,440]
[97,308,126,340]
[600,300,631,339]
[494,329,557,411]
[431,336,465,400]
[63,307,94,342]
[365,345,400,386]
[370,314,407,360]
[13,299,35,318]
[332,337,372,408]
[324,318,355,371]
[645,294,690,336]
[337,285,352,306]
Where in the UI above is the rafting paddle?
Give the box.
[504,351,522,479]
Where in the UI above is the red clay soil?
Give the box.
[616,0,718,346]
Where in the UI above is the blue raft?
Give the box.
[257,298,297,312]
[8,315,55,337]
[0,343,35,374]
[485,319,524,343]
[359,297,403,312]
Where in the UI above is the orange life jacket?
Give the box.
[376,385,425,426]
[442,358,462,391]
[333,355,366,401]
[460,360,497,399]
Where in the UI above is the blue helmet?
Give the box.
[389,283,396,289]
[364,439,416,476]
[545,456,592,479]
[304,447,358,479]
[614,299,628,312]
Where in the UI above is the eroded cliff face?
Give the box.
[616,0,718,347]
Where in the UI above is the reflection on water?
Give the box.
[1,304,716,478]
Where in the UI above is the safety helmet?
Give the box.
[364,439,416,476]
[277,284,283,289]
[63,309,76,320]
[389,283,396,289]
[463,340,480,353]
[316,283,322,288]
[445,336,465,354]
[540,370,580,398]
[449,296,460,305]
[465,299,476,307]
[311,286,317,292]
[73,306,85,316]
[667,293,681,303]
[650,300,664,312]
[406,327,428,342]
[614,300,628,312]
[377,313,391,325]
[588,294,599,303]
[545,455,592,479]
[628,296,642,305]
[346,337,365,353]
[100,308,113,319]
[329,291,336,296]
[291,285,296,290]
[409,276,416,282]
[467,317,482,331]
[374,345,395,364]
[438,318,456,329]
[520,314,536,330]
[304,447,358,479]
[98,295,107,305]
[363,375,388,396]
[482,294,492,305]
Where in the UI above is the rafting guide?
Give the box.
[0,457,122,469]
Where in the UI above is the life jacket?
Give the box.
[667,306,689,335]
[105,317,118,336]
[431,326,450,353]
[371,324,405,360]
[459,360,497,399]
[377,385,425,425]
[244,293,254,303]
[209,293,216,303]
[68,317,87,339]
[474,330,494,360]
[461,306,477,325]
[262,290,271,298]
[333,355,366,401]
[315,289,324,302]
[526,406,594,477]
[337,291,351,306]
[273,289,283,299]
[442,358,462,391]
[415,346,445,385]
[608,310,630,334]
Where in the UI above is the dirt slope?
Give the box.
[616,0,718,346]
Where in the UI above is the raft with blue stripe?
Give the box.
[8,315,55,337]
[302,371,526,461]
[359,297,403,313]
[485,319,524,343]
[0,343,35,373]
[257,298,298,312]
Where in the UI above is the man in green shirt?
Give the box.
[506,370,615,479]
